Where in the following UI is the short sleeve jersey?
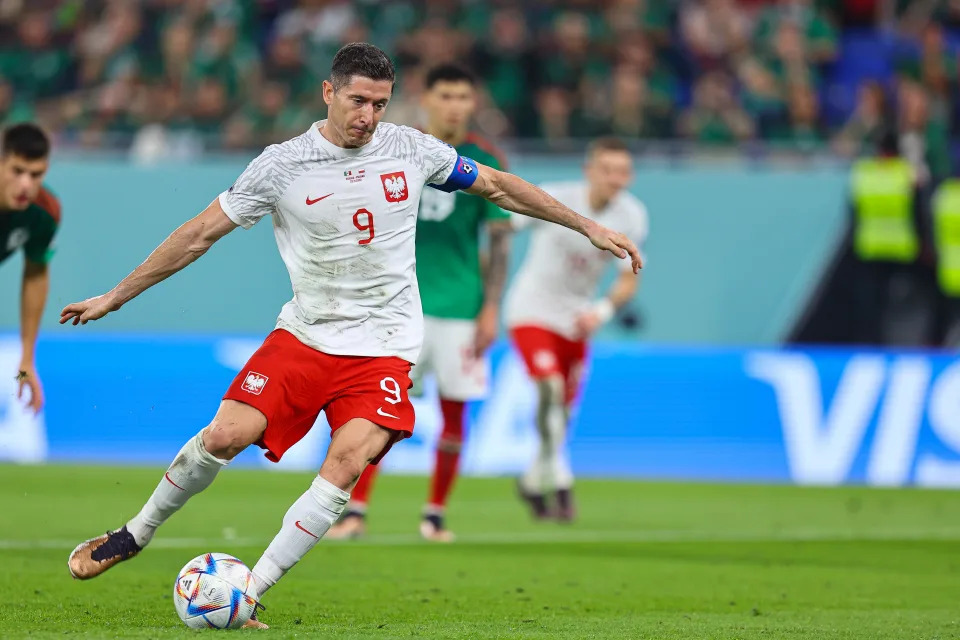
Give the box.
[0,186,61,267]
[416,135,510,319]
[219,121,459,363]
[504,181,648,339]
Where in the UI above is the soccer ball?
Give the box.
[173,553,259,629]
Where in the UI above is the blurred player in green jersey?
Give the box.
[0,123,59,414]
[328,64,513,542]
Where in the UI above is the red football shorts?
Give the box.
[223,329,415,464]
[509,325,588,404]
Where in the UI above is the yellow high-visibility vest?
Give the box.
[850,158,918,263]
[933,179,960,296]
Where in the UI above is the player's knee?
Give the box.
[437,437,462,454]
[202,401,267,459]
[439,418,464,443]
[202,424,252,460]
[536,375,565,406]
[322,448,368,489]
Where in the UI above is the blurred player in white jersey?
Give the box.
[60,44,641,628]
[506,138,648,522]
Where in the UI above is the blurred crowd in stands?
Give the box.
[1,0,959,164]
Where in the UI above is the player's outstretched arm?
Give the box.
[575,270,640,337]
[60,200,237,326]
[465,164,642,273]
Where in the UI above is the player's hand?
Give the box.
[473,303,499,357]
[16,362,44,414]
[60,292,121,326]
[574,310,603,338]
[584,220,642,273]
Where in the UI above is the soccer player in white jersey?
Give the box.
[60,44,640,628]
[506,138,648,522]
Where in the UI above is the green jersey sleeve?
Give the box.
[23,186,61,265]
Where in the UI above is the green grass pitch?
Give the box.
[1,464,959,639]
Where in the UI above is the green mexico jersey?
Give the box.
[417,136,510,319]
[0,186,60,267]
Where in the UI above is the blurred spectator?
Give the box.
[539,11,608,91]
[275,0,363,74]
[190,19,258,102]
[898,81,951,187]
[765,21,820,89]
[896,22,956,121]
[471,7,537,135]
[189,77,231,148]
[768,83,825,149]
[0,78,36,126]
[128,83,200,164]
[0,10,73,101]
[382,68,425,129]
[587,65,672,138]
[396,17,464,70]
[75,1,142,87]
[156,16,195,87]
[680,0,751,71]
[260,34,311,103]
[614,33,677,117]
[737,56,785,137]
[603,0,672,47]
[679,71,755,144]
[754,0,838,65]
[899,0,960,34]
[274,0,357,46]
[534,85,587,142]
[833,80,888,156]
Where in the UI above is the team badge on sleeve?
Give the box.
[381,172,408,202]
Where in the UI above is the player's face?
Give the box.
[585,150,632,203]
[323,76,393,148]
[0,153,48,210]
[423,80,476,135]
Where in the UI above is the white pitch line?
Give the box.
[2,528,960,551]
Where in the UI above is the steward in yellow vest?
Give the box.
[933,179,960,298]
[850,157,918,263]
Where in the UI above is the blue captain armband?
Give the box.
[429,156,479,192]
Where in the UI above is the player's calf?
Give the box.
[249,419,390,596]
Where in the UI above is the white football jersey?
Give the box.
[219,121,458,363]
[504,181,648,340]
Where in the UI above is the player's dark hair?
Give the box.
[330,42,395,91]
[877,128,899,156]
[425,64,476,89]
[2,123,50,160]
[587,137,630,158]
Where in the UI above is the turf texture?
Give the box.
[1,464,958,639]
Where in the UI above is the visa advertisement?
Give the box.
[1,334,959,487]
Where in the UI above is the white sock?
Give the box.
[521,377,572,493]
[251,475,348,598]
[126,432,228,547]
